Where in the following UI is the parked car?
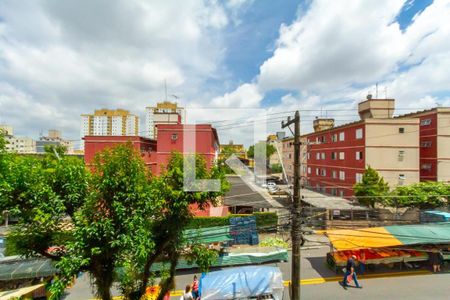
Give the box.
[267,181,276,187]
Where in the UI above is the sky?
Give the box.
[1,0,449,148]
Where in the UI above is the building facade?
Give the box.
[145,101,185,139]
[1,125,36,153]
[36,130,74,153]
[83,123,219,176]
[397,107,450,182]
[81,109,139,138]
[281,136,307,184]
[301,98,421,198]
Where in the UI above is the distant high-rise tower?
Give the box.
[145,101,185,139]
[80,109,140,144]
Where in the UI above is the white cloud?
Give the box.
[211,83,263,108]
[258,0,408,93]
[0,0,236,141]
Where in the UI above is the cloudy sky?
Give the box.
[1,0,449,148]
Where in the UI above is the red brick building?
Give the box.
[83,123,225,217]
[300,98,421,198]
[155,124,219,174]
[84,124,219,175]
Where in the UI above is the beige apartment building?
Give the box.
[1,125,36,153]
[145,101,185,139]
[81,109,139,137]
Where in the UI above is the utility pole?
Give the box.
[282,111,302,300]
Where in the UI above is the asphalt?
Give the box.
[64,242,450,300]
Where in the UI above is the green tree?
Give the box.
[386,181,450,209]
[0,148,88,259]
[1,142,228,300]
[247,142,276,159]
[353,166,389,208]
[135,153,229,300]
[51,144,156,300]
[218,145,239,174]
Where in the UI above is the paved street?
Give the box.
[64,242,450,299]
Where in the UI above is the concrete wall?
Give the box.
[365,119,420,188]
[437,109,450,182]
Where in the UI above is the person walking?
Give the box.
[429,250,442,273]
[180,285,193,300]
[341,255,362,289]
[191,275,199,299]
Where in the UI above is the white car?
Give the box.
[267,181,277,188]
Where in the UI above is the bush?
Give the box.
[187,212,278,230]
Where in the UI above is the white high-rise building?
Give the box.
[145,101,184,139]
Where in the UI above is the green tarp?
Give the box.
[183,226,232,244]
[150,248,288,272]
[0,257,58,281]
[385,222,450,246]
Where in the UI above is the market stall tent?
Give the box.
[323,223,450,251]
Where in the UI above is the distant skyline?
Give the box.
[1,0,449,147]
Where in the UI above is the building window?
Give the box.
[316,168,319,176]
[398,150,405,161]
[421,141,432,148]
[356,151,363,160]
[420,119,432,126]
[339,190,344,197]
[339,132,345,141]
[321,152,326,160]
[399,127,405,134]
[331,134,337,142]
[339,152,345,160]
[421,163,432,170]
[307,153,310,160]
[356,173,363,183]
[288,165,292,170]
[321,169,326,176]
[398,174,406,185]
[332,170,337,179]
[316,152,320,160]
[339,171,345,181]
[289,153,292,159]
[356,128,363,139]
[307,167,311,174]
[171,133,178,140]
[331,152,336,160]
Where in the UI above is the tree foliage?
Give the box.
[386,181,450,209]
[0,141,228,300]
[353,166,389,208]
[247,142,276,159]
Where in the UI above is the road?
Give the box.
[64,243,450,299]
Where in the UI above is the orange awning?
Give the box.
[323,227,403,251]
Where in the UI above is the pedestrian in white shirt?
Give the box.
[180,285,193,300]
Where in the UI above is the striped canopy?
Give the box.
[323,223,450,251]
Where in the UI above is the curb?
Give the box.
[282,270,432,286]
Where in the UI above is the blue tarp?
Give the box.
[420,210,450,223]
[200,266,284,300]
